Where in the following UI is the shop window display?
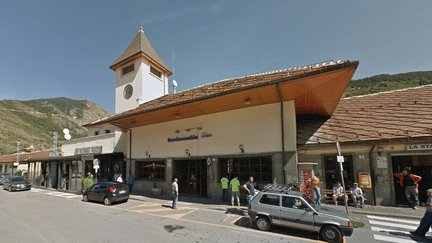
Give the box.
[136,161,165,180]
[220,156,272,182]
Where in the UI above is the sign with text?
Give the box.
[74,146,102,155]
[358,172,372,189]
[407,144,432,151]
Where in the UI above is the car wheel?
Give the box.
[255,216,271,231]
[320,225,342,243]
[103,197,111,206]
[83,194,89,202]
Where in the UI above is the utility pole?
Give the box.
[15,141,20,174]
[336,142,349,215]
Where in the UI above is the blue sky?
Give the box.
[1,0,431,114]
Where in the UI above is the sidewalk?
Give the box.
[129,192,427,219]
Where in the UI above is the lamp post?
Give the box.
[14,141,20,174]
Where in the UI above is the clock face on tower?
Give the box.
[123,84,133,99]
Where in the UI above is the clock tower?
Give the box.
[110,24,172,114]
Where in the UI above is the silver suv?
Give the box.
[248,184,353,243]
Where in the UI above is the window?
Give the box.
[150,66,162,78]
[282,196,308,210]
[220,156,272,182]
[259,194,280,206]
[105,130,111,134]
[324,155,354,189]
[122,64,134,76]
[136,161,165,180]
[94,131,99,136]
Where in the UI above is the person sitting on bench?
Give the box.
[332,182,346,206]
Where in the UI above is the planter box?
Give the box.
[152,187,162,196]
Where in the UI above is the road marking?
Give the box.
[367,215,420,225]
[67,199,321,243]
[369,220,418,230]
[231,216,243,224]
[374,234,417,243]
[164,208,198,220]
[126,203,159,210]
[222,215,234,222]
[371,226,410,234]
[132,207,192,213]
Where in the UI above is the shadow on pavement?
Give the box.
[232,216,319,241]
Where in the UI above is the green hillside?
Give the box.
[344,71,432,97]
[0,98,110,155]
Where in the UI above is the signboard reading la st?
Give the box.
[407,144,432,151]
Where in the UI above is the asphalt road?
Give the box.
[0,187,430,243]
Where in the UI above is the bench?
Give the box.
[322,189,353,205]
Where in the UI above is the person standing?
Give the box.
[394,170,422,210]
[410,189,432,238]
[117,174,123,183]
[332,182,346,206]
[244,176,256,207]
[127,174,134,193]
[172,178,179,209]
[113,173,119,182]
[312,173,323,206]
[220,175,229,202]
[350,183,365,208]
[230,176,240,207]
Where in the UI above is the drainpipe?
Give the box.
[369,142,377,205]
[276,83,286,185]
[109,122,132,176]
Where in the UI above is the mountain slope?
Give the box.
[344,71,432,97]
[0,98,110,155]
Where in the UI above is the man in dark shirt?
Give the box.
[394,170,422,210]
[244,176,256,207]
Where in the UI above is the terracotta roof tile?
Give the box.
[298,85,432,145]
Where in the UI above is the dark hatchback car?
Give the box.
[83,182,129,206]
[3,176,31,192]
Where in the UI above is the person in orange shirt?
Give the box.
[394,170,422,210]
[312,173,323,205]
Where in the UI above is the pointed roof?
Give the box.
[110,25,172,74]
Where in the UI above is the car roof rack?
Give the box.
[262,184,295,194]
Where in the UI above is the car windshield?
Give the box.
[302,194,315,207]
[11,177,25,182]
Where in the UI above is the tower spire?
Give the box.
[139,22,143,33]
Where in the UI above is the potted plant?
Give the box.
[152,182,162,196]
[81,172,95,194]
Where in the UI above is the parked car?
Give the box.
[15,171,28,179]
[0,173,11,185]
[2,176,31,192]
[83,182,129,206]
[248,184,353,243]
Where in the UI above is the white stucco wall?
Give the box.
[129,101,296,159]
[61,132,126,156]
[115,58,168,114]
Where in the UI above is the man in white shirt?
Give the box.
[350,183,364,208]
[172,178,179,209]
[116,174,123,183]
[332,182,346,206]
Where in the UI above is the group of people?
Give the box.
[113,173,135,192]
[220,175,259,207]
[312,173,365,208]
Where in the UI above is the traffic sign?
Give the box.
[337,155,344,163]
[93,158,100,169]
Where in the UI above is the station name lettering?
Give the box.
[167,135,198,142]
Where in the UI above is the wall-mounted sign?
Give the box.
[358,172,372,189]
[201,132,212,138]
[74,146,102,155]
[206,157,212,167]
[167,159,172,168]
[167,135,198,142]
[376,157,388,169]
[407,144,432,151]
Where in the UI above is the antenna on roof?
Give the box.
[171,45,178,93]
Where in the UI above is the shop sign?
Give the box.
[167,135,198,142]
[75,146,102,155]
[407,144,432,151]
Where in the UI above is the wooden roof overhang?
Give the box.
[109,52,173,76]
[88,61,359,129]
